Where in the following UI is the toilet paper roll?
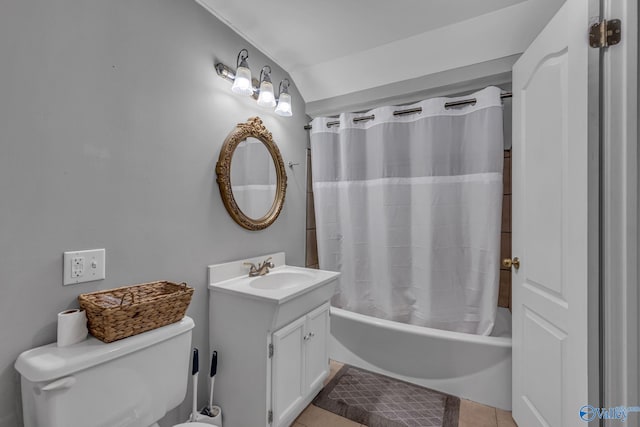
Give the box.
[57,309,88,347]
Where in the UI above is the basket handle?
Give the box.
[119,292,135,306]
[179,282,188,290]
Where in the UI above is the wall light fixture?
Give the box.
[230,49,253,96]
[215,49,293,117]
[256,66,276,108]
[274,79,292,117]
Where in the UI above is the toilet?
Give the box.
[15,316,211,427]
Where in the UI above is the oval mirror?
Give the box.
[216,117,287,230]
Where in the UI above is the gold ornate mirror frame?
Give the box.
[216,117,287,230]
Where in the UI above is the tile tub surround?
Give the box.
[306,149,319,270]
[498,150,513,310]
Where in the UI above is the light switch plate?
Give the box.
[63,249,106,286]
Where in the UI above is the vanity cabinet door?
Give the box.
[270,302,331,427]
[271,316,306,427]
[304,303,330,394]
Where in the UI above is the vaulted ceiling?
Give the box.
[195,0,563,112]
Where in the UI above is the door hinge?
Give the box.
[268,343,274,358]
[268,410,273,424]
[589,19,621,48]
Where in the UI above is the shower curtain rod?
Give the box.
[303,91,512,130]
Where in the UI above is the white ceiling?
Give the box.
[196,0,562,109]
[198,0,525,69]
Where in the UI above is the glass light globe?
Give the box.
[257,81,276,108]
[231,66,253,96]
[275,93,293,117]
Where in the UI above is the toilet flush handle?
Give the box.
[40,376,76,392]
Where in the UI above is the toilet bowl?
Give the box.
[174,423,213,427]
[15,316,204,427]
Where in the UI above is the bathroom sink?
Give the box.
[210,263,338,303]
[209,253,339,330]
[249,270,316,290]
[208,253,340,329]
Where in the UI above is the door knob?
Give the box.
[502,257,520,270]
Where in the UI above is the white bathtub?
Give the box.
[329,306,512,410]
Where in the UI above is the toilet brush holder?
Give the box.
[188,406,222,426]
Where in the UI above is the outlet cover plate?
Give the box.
[63,249,106,286]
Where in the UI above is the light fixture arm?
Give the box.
[260,66,272,84]
[215,63,233,80]
[236,49,249,68]
[278,79,290,96]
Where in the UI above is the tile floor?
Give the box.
[292,361,517,427]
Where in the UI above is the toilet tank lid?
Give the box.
[15,316,194,382]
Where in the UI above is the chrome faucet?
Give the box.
[244,257,275,277]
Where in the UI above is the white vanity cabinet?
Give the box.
[208,253,340,427]
[271,302,330,427]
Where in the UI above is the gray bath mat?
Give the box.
[313,365,459,427]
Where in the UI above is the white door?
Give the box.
[511,1,599,426]
[271,316,306,427]
[304,303,330,394]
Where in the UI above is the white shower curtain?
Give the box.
[310,86,504,335]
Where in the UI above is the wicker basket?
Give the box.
[78,281,194,343]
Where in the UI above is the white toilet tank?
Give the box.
[15,316,195,427]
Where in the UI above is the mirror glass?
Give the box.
[230,137,277,219]
[216,117,287,231]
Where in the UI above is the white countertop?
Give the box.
[208,264,340,304]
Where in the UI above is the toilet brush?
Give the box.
[190,348,199,422]
[201,351,219,417]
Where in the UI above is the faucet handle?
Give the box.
[243,262,258,272]
[262,257,274,269]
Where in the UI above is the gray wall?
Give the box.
[0,1,308,426]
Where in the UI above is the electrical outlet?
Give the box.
[71,256,84,278]
[63,249,105,286]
